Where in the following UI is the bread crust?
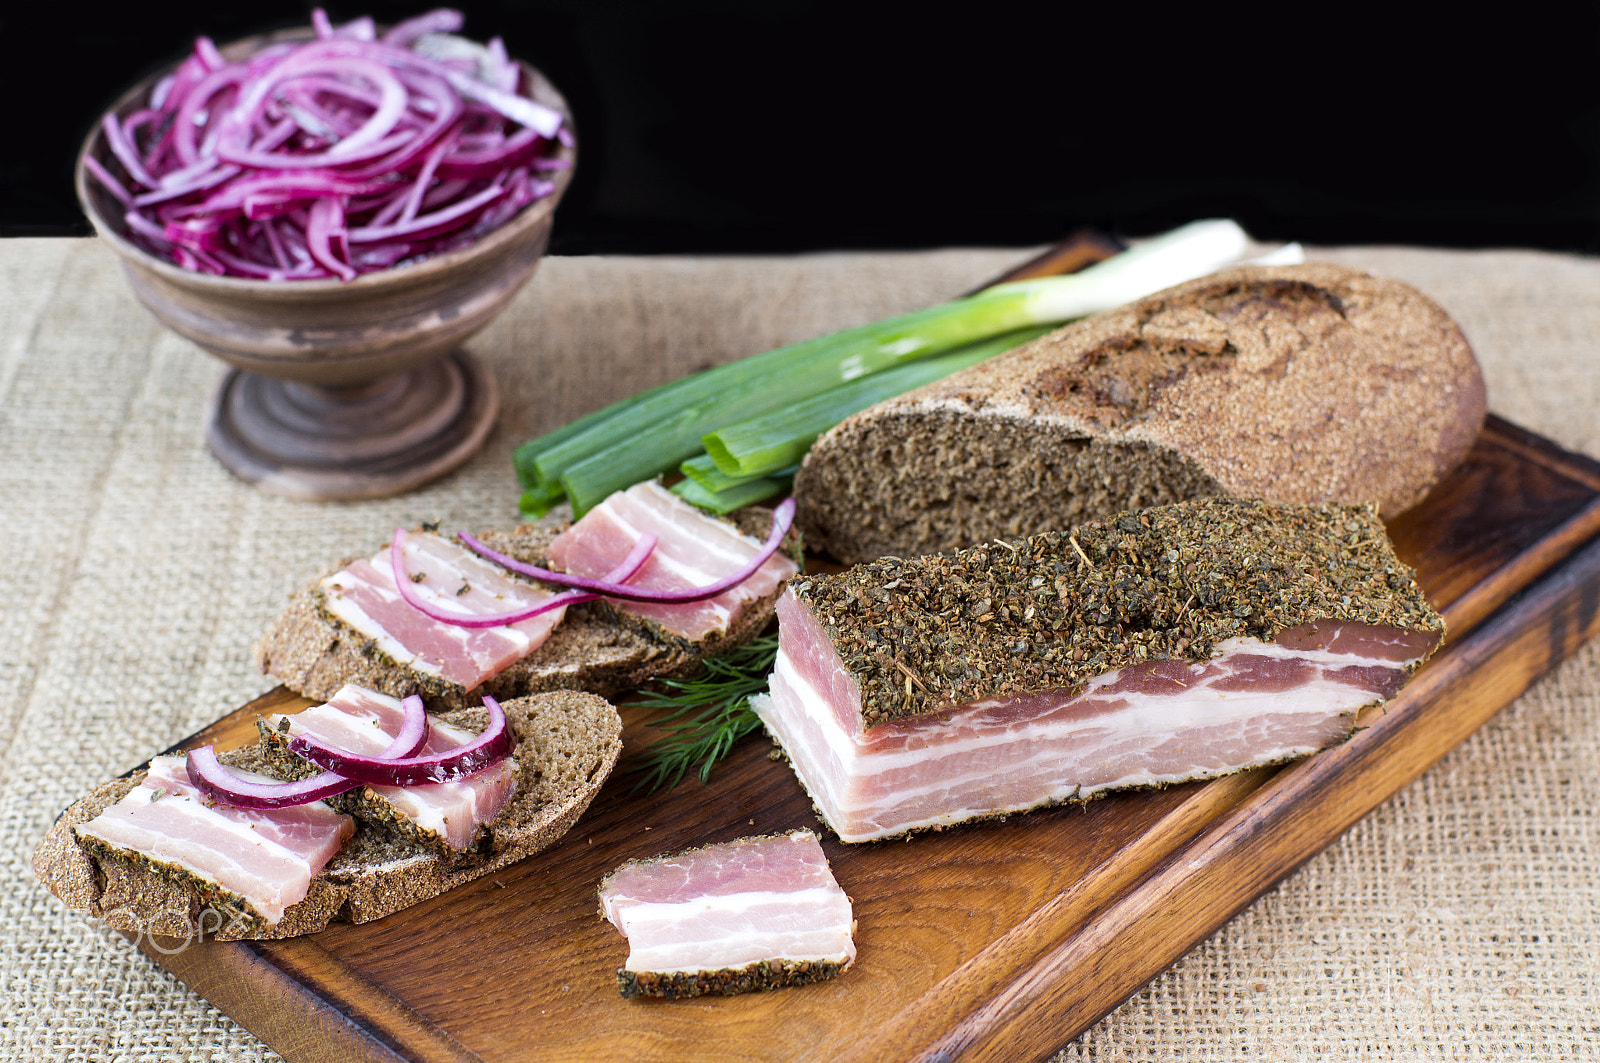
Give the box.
[795,263,1487,564]
[32,690,621,941]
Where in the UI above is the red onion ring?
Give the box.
[186,693,429,808]
[289,695,515,786]
[389,529,657,628]
[456,496,796,604]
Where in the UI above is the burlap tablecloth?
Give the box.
[2,237,1596,1061]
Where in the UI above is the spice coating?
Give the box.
[617,957,850,999]
[787,498,1444,728]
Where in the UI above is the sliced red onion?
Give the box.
[217,55,410,169]
[335,15,378,42]
[486,37,517,93]
[173,247,226,274]
[172,66,246,167]
[91,9,566,281]
[383,9,465,48]
[389,528,657,628]
[101,113,156,189]
[84,156,134,207]
[346,179,504,243]
[305,197,356,280]
[289,695,515,786]
[436,126,543,179]
[457,497,797,604]
[165,215,228,251]
[399,137,451,222]
[433,67,562,138]
[132,164,239,208]
[186,693,429,809]
[200,170,400,213]
[123,210,173,246]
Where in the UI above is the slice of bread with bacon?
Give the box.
[33,690,620,940]
[253,499,799,712]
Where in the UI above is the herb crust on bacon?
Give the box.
[756,498,1446,843]
[794,497,1442,728]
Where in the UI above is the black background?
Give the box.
[4,0,1599,255]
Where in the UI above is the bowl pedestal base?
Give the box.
[205,349,498,501]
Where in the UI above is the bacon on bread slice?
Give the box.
[33,689,621,940]
[254,491,801,711]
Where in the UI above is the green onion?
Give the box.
[512,387,656,490]
[702,324,1055,480]
[517,220,1249,515]
[679,454,797,493]
[671,474,793,514]
[546,297,1032,514]
[518,479,568,520]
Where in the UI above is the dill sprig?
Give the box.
[626,635,777,794]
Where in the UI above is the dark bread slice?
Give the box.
[794,263,1487,564]
[32,690,621,941]
[253,505,794,710]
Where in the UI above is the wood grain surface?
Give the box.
[120,412,1600,1063]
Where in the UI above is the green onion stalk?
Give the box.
[515,219,1252,518]
[700,324,1056,482]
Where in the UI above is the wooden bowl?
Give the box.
[76,30,576,500]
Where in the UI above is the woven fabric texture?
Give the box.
[1,238,1596,1061]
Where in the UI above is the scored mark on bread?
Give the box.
[1028,277,1354,423]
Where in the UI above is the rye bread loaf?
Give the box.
[32,690,621,941]
[253,505,793,710]
[794,263,1487,565]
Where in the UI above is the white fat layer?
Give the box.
[334,684,405,712]
[109,783,321,867]
[77,786,314,922]
[618,888,856,973]
[612,886,845,929]
[404,536,555,624]
[381,791,453,837]
[760,636,1401,843]
[1212,635,1410,672]
[321,568,441,677]
[627,933,855,974]
[374,760,517,847]
[626,481,775,575]
[592,503,735,624]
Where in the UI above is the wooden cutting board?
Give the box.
[113,256,1600,1063]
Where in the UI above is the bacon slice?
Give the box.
[320,531,565,691]
[545,481,798,643]
[75,756,354,924]
[598,830,856,998]
[752,500,1445,843]
[756,595,1438,842]
[267,684,518,853]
